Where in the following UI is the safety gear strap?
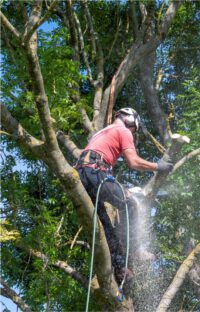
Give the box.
[75,150,112,172]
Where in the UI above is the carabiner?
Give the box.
[116,287,124,302]
[105,175,115,183]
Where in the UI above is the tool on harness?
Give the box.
[85,175,130,312]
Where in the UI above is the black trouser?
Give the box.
[77,166,130,269]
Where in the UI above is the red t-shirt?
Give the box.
[84,124,136,166]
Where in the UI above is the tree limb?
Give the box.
[105,18,121,61]
[129,0,139,39]
[28,247,89,288]
[61,240,90,250]
[73,11,94,85]
[56,131,82,159]
[80,107,93,133]
[0,11,21,39]
[1,104,44,157]
[64,0,79,61]
[172,148,200,173]
[22,0,58,44]
[159,0,183,38]
[96,0,183,130]
[1,25,18,64]
[82,0,97,57]
[139,2,148,24]
[25,30,59,151]
[0,278,33,312]
[139,51,171,145]
[70,225,83,249]
[22,0,43,44]
[156,243,200,312]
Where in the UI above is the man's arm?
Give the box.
[123,148,158,171]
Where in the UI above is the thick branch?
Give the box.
[80,107,93,133]
[1,104,44,157]
[0,278,33,312]
[139,52,171,145]
[156,243,200,312]
[159,0,182,37]
[56,131,82,159]
[96,0,183,130]
[0,11,21,39]
[22,0,43,44]
[25,31,59,151]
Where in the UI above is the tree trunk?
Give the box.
[139,52,171,146]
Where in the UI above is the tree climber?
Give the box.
[75,107,173,282]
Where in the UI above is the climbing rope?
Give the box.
[85,174,130,312]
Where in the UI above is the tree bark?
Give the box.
[139,51,171,145]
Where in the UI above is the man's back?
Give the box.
[84,123,136,166]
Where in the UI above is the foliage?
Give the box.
[1,0,200,311]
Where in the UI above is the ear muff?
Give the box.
[123,114,140,131]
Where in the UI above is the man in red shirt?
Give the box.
[76,108,173,281]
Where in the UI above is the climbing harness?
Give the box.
[74,150,111,172]
[85,174,130,312]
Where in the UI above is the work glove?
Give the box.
[157,159,173,174]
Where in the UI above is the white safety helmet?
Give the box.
[115,107,140,131]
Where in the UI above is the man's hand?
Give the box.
[157,159,173,174]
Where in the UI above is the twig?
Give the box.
[172,148,200,174]
[54,215,65,237]
[70,225,83,249]
[61,240,90,250]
